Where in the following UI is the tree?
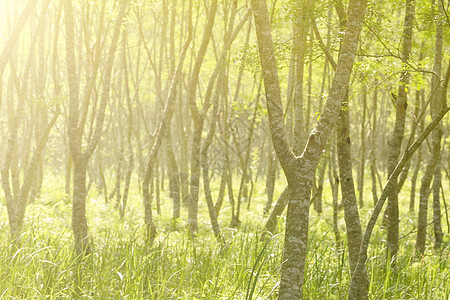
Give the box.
[63,0,129,254]
[386,0,415,261]
[141,0,193,241]
[186,0,218,233]
[349,100,450,299]
[1,0,57,240]
[416,1,447,253]
[251,0,367,298]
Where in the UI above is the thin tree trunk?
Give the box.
[201,75,225,243]
[432,155,444,250]
[312,154,326,214]
[155,160,161,215]
[233,91,260,226]
[358,91,367,208]
[166,129,181,219]
[336,100,368,300]
[141,0,193,241]
[409,88,424,211]
[186,0,218,233]
[328,137,341,249]
[264,186,289,234]
[349,105,450,300]
[214,167,227,215]
[386,0,414,260]
[370,84,378,206]
[264,147,277,214]
[415,3,446,255]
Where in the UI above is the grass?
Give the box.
[0,172,449,299]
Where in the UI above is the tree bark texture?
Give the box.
[252,0,366,298]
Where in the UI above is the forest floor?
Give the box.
[0,172,449,299]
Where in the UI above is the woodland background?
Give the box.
[0,0,449,299]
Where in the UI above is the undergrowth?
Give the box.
[0,174,449,299]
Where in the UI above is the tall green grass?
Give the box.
[0,173,449,299]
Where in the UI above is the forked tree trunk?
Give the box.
[63,0,128,254]
[2,112,58,239]
[252,0,366,298]
[201,75,225,243]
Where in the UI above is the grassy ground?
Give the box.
[0,173,449,299]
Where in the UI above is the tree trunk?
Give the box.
[431,3,446,252]
[186,0,218,233]
[187,122,203,232]
[201,76,225,243]
[328,137,341,249]
[386,0,414,260]
[264,147,277,214]
[264,186,289,234]
[409,87,424,211]
[72,158,90,254]
[349,105,450,300]
[166,129,181,219]
[336,101,368,299]
[140,0,192,242]
[312,154,326,214]
[358,91,367,208]
[214,167,227,215]
[252,0,366,297]
[415,2,446,255]
[370,84,378,206]
[64,0,129,254]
